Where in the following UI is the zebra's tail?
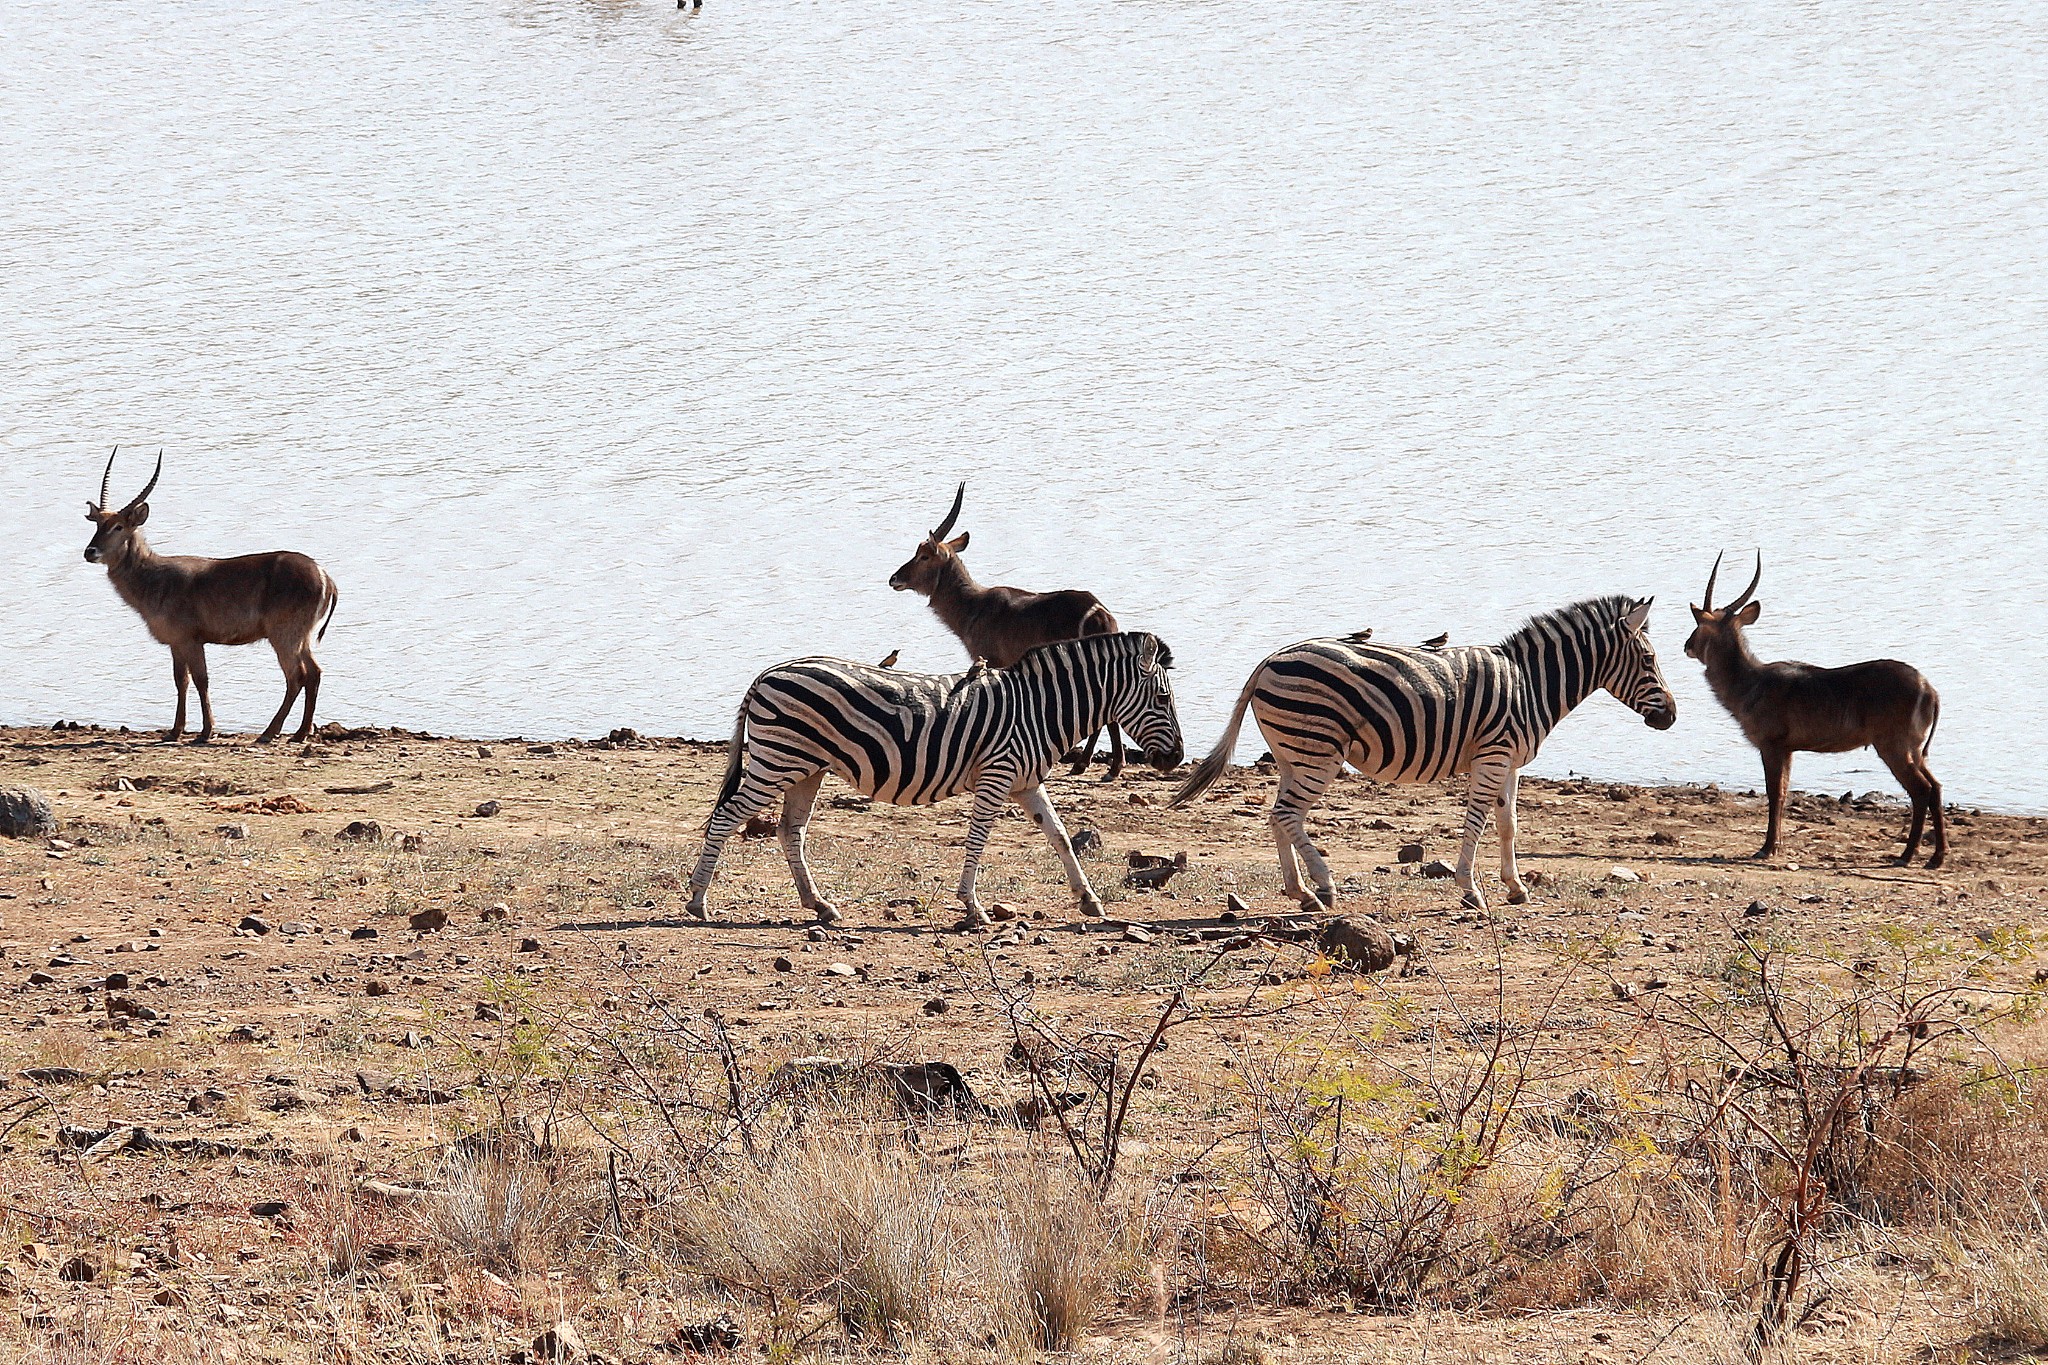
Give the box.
[712,700,750,809]
[1171,666,1262,808]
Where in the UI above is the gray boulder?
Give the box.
[0,788,55,840]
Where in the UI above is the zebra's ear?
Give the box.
[1136,633,1160,670]
[1622,599,1652,631]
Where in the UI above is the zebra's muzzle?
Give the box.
[1643,704,1677,731]
[1148,743,1184,771]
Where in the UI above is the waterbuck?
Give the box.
[889,482,1127,778]
[83,448,339,746]
[1686,552,1945,868]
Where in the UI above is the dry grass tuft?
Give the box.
[988,1159,1110,1350]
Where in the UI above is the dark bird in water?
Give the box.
[1343,628,1374,643]
[877,649,900,669]
[1422,632,1449,649]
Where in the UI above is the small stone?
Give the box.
[216,823,249,840]
[336,820,383,842]
[1224,893,1250,919]
[26,971,54,986]
[922,997,948,1016]
[772,956,793,973]
[532,1322,588,1362]
[151,1286,187,1309]
[279,921,311,936]
[805,926,827,943]
[400,832,427,853]
[1743,900,1771,918]
[1070,827,1103,856]
[1121,925,1154,944]
[473,800,502,818]
[1418,860,1456,879]
[56,1255,96,1283]
[986,903,1017,922]
[1317,916,1396,972]
[249,1200,289,1219]
[475,1002,504,1023]
[1611,981,1638,1001]
[238,915,272,935]
[350,925,378,940]
[409,906,448,933]
[1607,866,1642,884]
[1397,842,1425,864]
[365,980,391,997]
[340,1126,365,1142]
[825,962,856,978]
[517,938,542,953]
[480,904,509,922]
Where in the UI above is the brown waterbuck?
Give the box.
[83,448,340,746]
[1686,552,1945,868]
[888,482,1128,778]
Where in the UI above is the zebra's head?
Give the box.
[1116,634,1185,771]
[1603,598,1677,731]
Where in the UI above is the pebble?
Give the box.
[1607,866,1642,884]
[473,800,502,818]
[922,997,948,1016]
[1418,860,1456,880]
[408,906,448,933]
[1397,842,1426,864]
[517,938,542,953]
[238,915,272,935]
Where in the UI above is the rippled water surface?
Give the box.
[4,0,2046,809]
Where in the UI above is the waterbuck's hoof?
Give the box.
[812,902,841,926]
[191,735,214,746]
[1926,853,1947,871]
[1752,846,1776,861]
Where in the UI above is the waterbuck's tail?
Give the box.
[316,577,340,642]
[712,700,750,809]
[1171,666,1263,808]
[1923,692,1940,755]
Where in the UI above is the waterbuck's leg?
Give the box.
[1495,767,1528,905]
[292,650,322,743]
[189,646,215,745]
[1921,756,1946,869]
[1014,782,1102,917]
[255,638,306,746]
[1103,723,1125,782]
[1757,745,1790,859]
[1270,757,1337,909]
[684,768,791,920]
[1875,741,1936,868]
[777,772,838,924]
[1455,756,1511,912]
[166,648,193,742]
[953,778,1011,926]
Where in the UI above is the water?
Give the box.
[4,0,2046,810]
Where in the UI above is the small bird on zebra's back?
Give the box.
[1174,595,1676,912]
[682,632,1184,928]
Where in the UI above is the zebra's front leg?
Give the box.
[1271,760,1337,909]
[1014,782,1102,918]
[778,772,839,925]
[952,780,1010,928]
[1455,758,1512,912]
[684,774,787,920]
[1495,767,1528,905]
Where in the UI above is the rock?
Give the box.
[1070,827,1103,856]
[772,956,793,973]
[1122,924,1154,944]
[226,1024,270,1043]
[104,971,130,990]
[409,906,448,933]
[1607,866,1642,884]
[250,1200,289,1219]
[20,1066,86,1084]
[1397,842,1425,864]
[475,1002,504,1023]
[1418,860,1456,879]
[1224,893,1250,919]
[400,832,427,853]
[340,1125,365,1142]
[987,903,1017,922]
[350,925,379,940]
[216,823,249,840]
[517,937,542,953]
[480,904,508,922]
[1743,900,1771,918]
[741,813,778,840]
[533,1321,588,1362]
[26,970,56,986]
[365,980,391,997]
[279,921,311,936]
[1611,981,1638,1001]
[805,926,827,943]
[0,788,56,840]
[151,1286,188,1309]
[473,800,501,818]
[825,962,856,978]
[670,1314,744,1353]
[1125,851,1188,889]
[56,1255,96,1283]
[238,915,273,935]
[1318,916,1396,972]
[1643,974,1671,992]
[922,997,948,1016]
[336,820,383,842]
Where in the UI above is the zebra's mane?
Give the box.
[1010,631,1168,673]
[1498,595,1640,653]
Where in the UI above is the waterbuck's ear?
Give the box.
[1735,601,1761,626]
[945,532,969,553]
[1622,599,1652,631]
[84,502,99,521]
[1689,603,1706,623]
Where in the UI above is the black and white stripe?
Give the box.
[686,632,1183,924]
[1174,596,1675,910]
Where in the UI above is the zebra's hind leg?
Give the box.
[685,772,789,920]
[778,772,839,925]
[1495,768,1528,905]
[1271,761,1337,909]
[1015,782,1102,918]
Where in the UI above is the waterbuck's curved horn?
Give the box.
[122,450,163,513]
[1701,551,1724,610]
[98,445,119,509]
[930,481,965,541]
[1725,550,1763,613]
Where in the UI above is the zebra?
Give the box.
[685,632,1184,926]
[1172,596,1676,911]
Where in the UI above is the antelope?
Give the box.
[889,482,1128,778]
[83,448,339,746]
[1686,552,1945,868]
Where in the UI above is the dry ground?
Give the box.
[3,721,2047,1364]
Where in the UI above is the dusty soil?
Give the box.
[2,721,2045,1364]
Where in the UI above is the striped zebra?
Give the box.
[1173,596,1676,911]
[686,632,1183,926]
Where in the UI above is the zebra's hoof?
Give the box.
[686,903,709,921]
[1505,887,1529,906]
[953,911,992,933]
[1079,896,1104,918]
[1459,890,1485,912]
[812,902,841,926]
